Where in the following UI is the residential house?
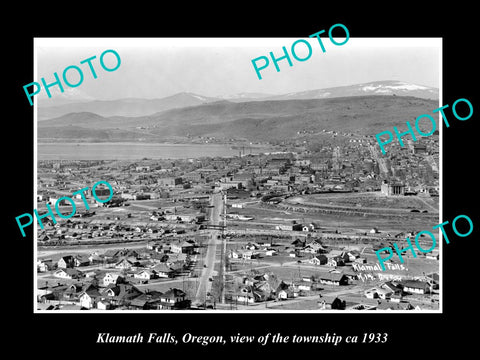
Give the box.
[129,290,164,310]
[327,257,341,267]
[303,240,326,254]
[245,242,259,250]
[327,250,350,263]
[242,251,260,260]
[134,269,156,280]
[152,263,174,278]
[265,249,277,256]
[347,250,361,261]
[401,280,430,295]
[57,255,75,269]
[179,241,196,254]
[276,281,299,300]
[364,286,393,300]
[170,243,182,254]
[46,284,71,301]
[96,300,113,310]
[114,258,135,270]
[354,257,367,264]
[316,272,348,286]
[61,283,85,301]
[74,255,91,267]
[276,223,303,231]
[54,268,83,280]
[158,288,190,310]
[309,254,328,266]
[228,250,240,259]
[37,259,53,272]
[318,296,346,310]
[101,273,125,287]
[234,286,256,305]
[382,281,403,296]
[297,281,312,292]
[234,282,272,304]
[291,239,306,248]
[78,286,102,309]
[102,284,143,307]
[252,281,274,301]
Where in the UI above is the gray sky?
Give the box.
[35,37,441,103]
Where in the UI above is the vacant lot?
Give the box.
[229,201,437,235]
[287,192,439,213]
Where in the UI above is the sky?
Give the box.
[34,37,441,104]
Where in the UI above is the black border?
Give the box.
[8,5,478,356]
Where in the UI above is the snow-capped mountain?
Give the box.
[37,80,439,120]
[267,80,438,101]
[219,92,275,102]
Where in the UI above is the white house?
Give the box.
[97,300,112,310]
[277,289,288,300]
[327,258,338,267]
[236,293,255,304]
[78,292,95,309]
[37,260,48,272]
[170,243,182,254]
[228,250,240,259]
[102,273,123,287]
[134,269,156,280]
[364,287,393,300]
[242,251,260,260]
[53,268,82,280]
[297,282,312,291]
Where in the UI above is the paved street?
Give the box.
[193,192,223,305]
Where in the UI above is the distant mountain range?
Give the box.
[263,80,438,102]
[38,95,438,143]
[38,80,438,120]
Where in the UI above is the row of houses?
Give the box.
[39,243,198,283]
[232,270,351,305]
[318,295,420,311]
[52,260,185,282]
[228,239,364,268]
[38,282,190,310]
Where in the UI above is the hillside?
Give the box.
[38,95,438,142]
[37,92,220,120]
[265,80,438,102]
[37,80,438,120]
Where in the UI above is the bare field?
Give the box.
[286,192,439,212]
[229,202,438,234]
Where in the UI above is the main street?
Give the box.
[369,144,389,176]
[193,191,223,306]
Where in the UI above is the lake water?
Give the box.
[37,142,273,160]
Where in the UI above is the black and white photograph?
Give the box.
[7,5,478,357]
[32,37,442,313]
